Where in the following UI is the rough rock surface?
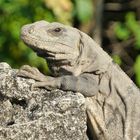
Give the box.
[0,62,88,140]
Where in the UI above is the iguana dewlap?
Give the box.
[19,20,140,140]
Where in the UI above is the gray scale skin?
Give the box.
[19,20,140,140]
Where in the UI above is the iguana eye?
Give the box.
[48,27,64,36]
[53,27,61,32]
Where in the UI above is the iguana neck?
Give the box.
[71,33,113,76]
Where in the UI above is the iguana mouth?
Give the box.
[36,50,54,58]
[33,47,70,66]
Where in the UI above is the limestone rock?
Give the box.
[0,62,88,140]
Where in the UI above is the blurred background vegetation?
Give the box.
[0,0,140,87]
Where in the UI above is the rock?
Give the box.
[0,62,88,140]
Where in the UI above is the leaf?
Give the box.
[125,12,140,49]
[114,22,130,40]
[75,0,93,23]
[134,55,140,87]
[135,33,140,49]
[112,55,122,65]
[125,12,138,33]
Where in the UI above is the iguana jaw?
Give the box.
[21,35,75,66]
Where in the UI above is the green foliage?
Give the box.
[74,0,93,23]
[112,55,122,66]
[114,12,140,87]
[134,55,140,86]
[115,22,130,40]
[125,12,140,49]
[115,12,140,49]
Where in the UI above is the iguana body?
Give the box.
[19,21,140,140]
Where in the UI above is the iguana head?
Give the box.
[21,21,82,76]
[21,20,111,76]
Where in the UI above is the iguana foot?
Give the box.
[17,65,47,81]
[17,65,60,90]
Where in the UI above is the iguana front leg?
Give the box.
[18,65,99,97]
[18,65,60,90]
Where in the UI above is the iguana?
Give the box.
[18,20,140,140]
